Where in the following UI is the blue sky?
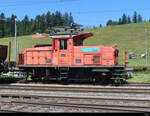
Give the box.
[1,0,150,26]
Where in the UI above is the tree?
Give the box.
[68,12,74,25]
[118,18,122,24]
[0,11,75,38]
[122,13,127,24]
[0,13,5,37]
[23,15,30,34]
[41,14,46,33]
[35,15,42,32]
[137,14,143,22]
[106,20,118,26]
[51,13,55,27]
[54,10,62,26]
[4,17,11,37]
[99,24,102,28]
[63,12,69,26]
[133,11,137,23]
[46,11,51,28]
[10,14,17,36]
[30,18,36,33]
[106,20,113,26]
[127,16,131,24]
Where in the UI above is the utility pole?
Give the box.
[14,18,17,63]
[145,27,148,67]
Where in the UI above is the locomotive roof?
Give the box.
[50,32,93,39]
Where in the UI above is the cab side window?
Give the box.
[79,39,83,46]
[60,40,67,50]
[73,37,77,46]
[53,39,55,49]
[73,37,83,46]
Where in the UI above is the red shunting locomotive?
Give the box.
[18,31,131,84]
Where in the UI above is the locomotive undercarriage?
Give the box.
[18,65,128,85]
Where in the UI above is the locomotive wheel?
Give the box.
[31,76,40,82]
[113,78,124,86]
[60,78,68,85]
[94,73,106,85]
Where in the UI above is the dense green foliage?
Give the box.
[0,11,74,38]
[106,11,143,26]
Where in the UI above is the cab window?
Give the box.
[73,38,77,46]
[53,39,55,49]
[59,39,67,50]
[79,39,83,46]
[73,37,83,46]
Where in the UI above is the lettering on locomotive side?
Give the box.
[81,48,99,52]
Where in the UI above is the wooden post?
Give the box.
[124,51,128,67]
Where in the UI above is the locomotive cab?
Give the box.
[50,32,93,66]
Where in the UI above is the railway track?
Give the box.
[0,84,150,94]
[0,94,149,113]
[0,83,150,112]
[0,100,135,113]
[125,82,150,87]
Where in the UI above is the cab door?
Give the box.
[59,39,69,66]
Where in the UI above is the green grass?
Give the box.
[0,75,15,79]
[127,71,150,83]
[133,72,150,76]
[119,59,150,66]
[127,77,150,83]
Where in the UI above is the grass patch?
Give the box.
[0,75,15,79]
[119,59,150,66]
[27,76,32,80]
[133,72,150,76]
[127,77,150,83]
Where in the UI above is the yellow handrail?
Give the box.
[67,40,70,66]
[57,39,60,67]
